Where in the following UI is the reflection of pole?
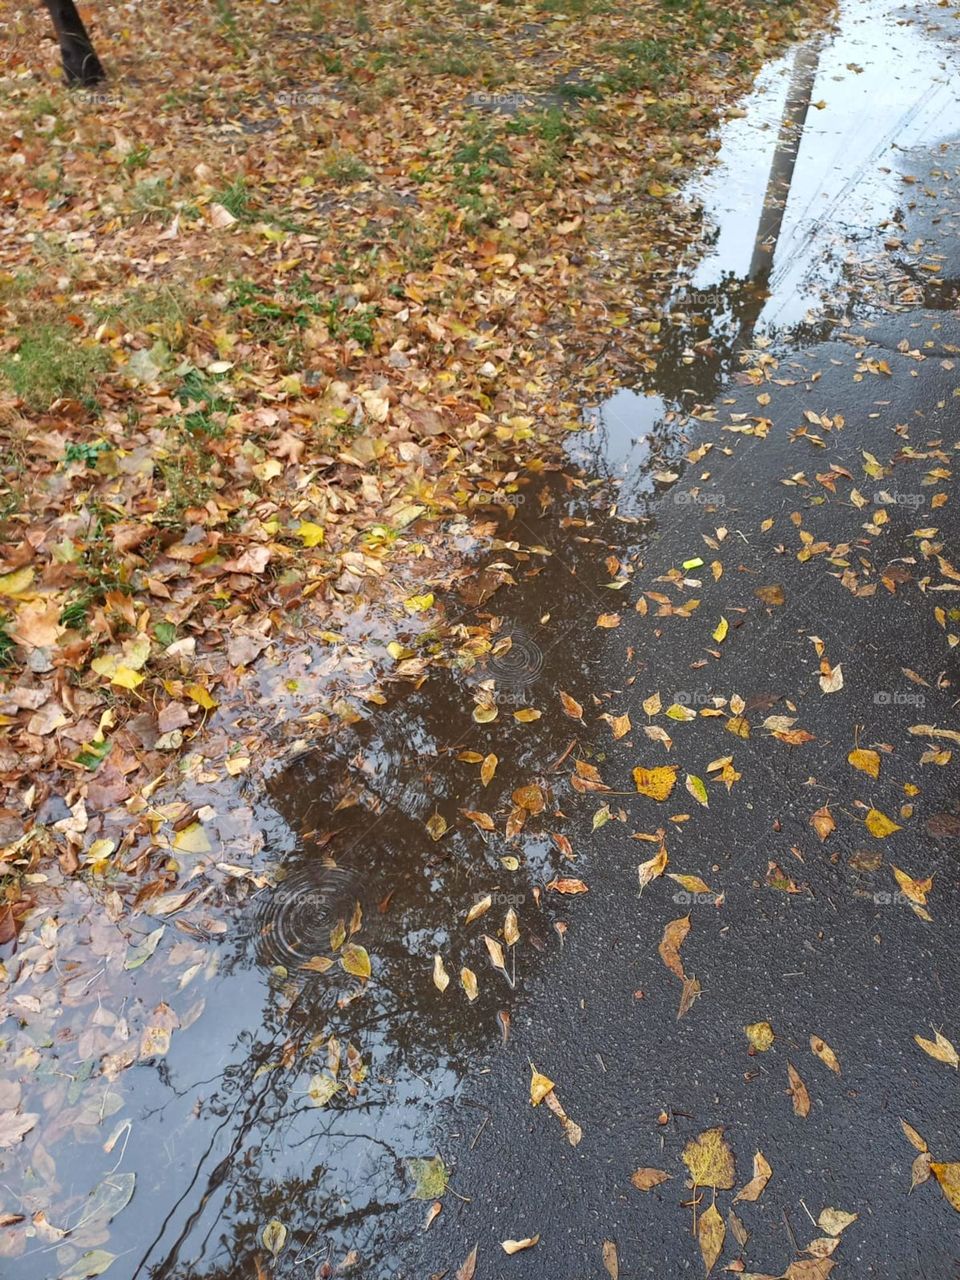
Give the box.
[748,37,823,282]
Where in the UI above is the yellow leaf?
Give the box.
[603,712,631,739]
[404,593,434,613]
[915,1029,959,1068]
[484,933,507,974]
[712,617,729,643]
[892,866,933,905]
[0,567,35,598]
[633,765,677,800]
[818,1207,857,1235]
[638,846,668,890]
[681,1127,736,1189]
[473,704,498,723]
[530,1065,555,1105]
[698,1202,725,1276]
[504,908,520,946]
[658,915,690,979]
[501,1236,539,1255]
[426,813,448,842]
[297,520,325,548]
[460,968,478,1001]
[110,665,144,690]
[185,683,217,710]
[465,895,492,924]
[666,703,697,721]
[810,1035,841,1074]
[734,1151,773,1203]
[172,822,211,854]
[642,692,662,716]
[433,954,449,993]
[596,613,621,629]
[745,1021,775,1052]
[931,1163,960,1211]
[669,873,712,894]
[513,708,542,722]
[865,808,901,837]
[848,748,880,779]
[340,943,371,979]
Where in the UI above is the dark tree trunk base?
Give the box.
[43,0,106,87]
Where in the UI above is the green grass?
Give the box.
[176,369,234,435]
[320,150,370,183]
[214,178,254,220]
[1,324,109,412]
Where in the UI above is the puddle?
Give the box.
[575,0,960,509]
[4,1,960,1276]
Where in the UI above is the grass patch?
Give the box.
[1,324,109,412]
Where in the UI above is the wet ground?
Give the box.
[4,0,960,1276]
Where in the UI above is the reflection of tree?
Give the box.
[576,36,826,482]
[133,523,615,1277]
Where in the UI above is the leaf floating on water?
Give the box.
[410,1155,449,1200]
[698,1202,725,1276]
[460,968,478,1001]
[631,1167,671,1191]
[466,895,492,924]
[504,908,520,947]
[559,690,583,720]
[261,1219,287,1258]
[306,1073,341,1107]
[484,934,508,977]
[481,752,498,786]
[426,813,448,842]
[433,954,450,993]
[914,1029,959,1068]
[501,1235,540,1254]
[340,943,371,980]
[124,925,165,971]
[682,1127,735,1189]
[58,1251,117,1279]
[810,1035,841,1074]
[546,877,588,895]
[787,1062,811,1117]
[734,1151,773,1203]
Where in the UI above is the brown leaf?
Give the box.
[631,1168,671,1191]
[658,914,690,979]
[787,1062,811,1117]
[809,1035,841,1074]
[602,1239,619,1280]
[733,1151,772,1203]
[455,1242,478,1280]
[559,691,583,720]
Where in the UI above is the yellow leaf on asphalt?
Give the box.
[848,748,880,779]
[633,765,677,800]
[818,1207,857,1235]
[931,1163,960,1211]
[681,1127,736,1189]
[484,934,507,975]
[712,617,729,643]
[643,692,662,716]
[698,1202,725,1275]
[865,808,901,837]
[530,1066,555,1105]
[638,845,668,890]
[666,703,697,721]
[669,873,712,894]
[745,1021,775,1051]
[915,1029,959,1068]
[892,866,933,905]
[734,1151,773,1203]
[810,1035,841,1074]
[501,1236,539,1254]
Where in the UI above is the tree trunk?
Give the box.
[43,0,105,86]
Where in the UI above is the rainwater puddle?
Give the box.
[570,0,960,506]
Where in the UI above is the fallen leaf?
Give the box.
[682,1127,736,1189]
[698,1202,725,1276]
[848,748,880,779]
[633,765,678,800]
[631,1167,671,1191]
[501,1236,540,1254]
[915,1029,959,1068]
[865,808,902,838]
[433,954,450,993]
[658,915,690,979]
[745,1021,775,1052]
[931,1163,960,1211]
[809,1036,841,1074]
[734,1151,773,1203]
[787,1062,811,1116]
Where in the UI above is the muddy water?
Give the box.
[4,0,960,1276]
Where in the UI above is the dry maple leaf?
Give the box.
[681,1127,735,1189]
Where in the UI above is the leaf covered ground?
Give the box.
[1,0,830,880]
